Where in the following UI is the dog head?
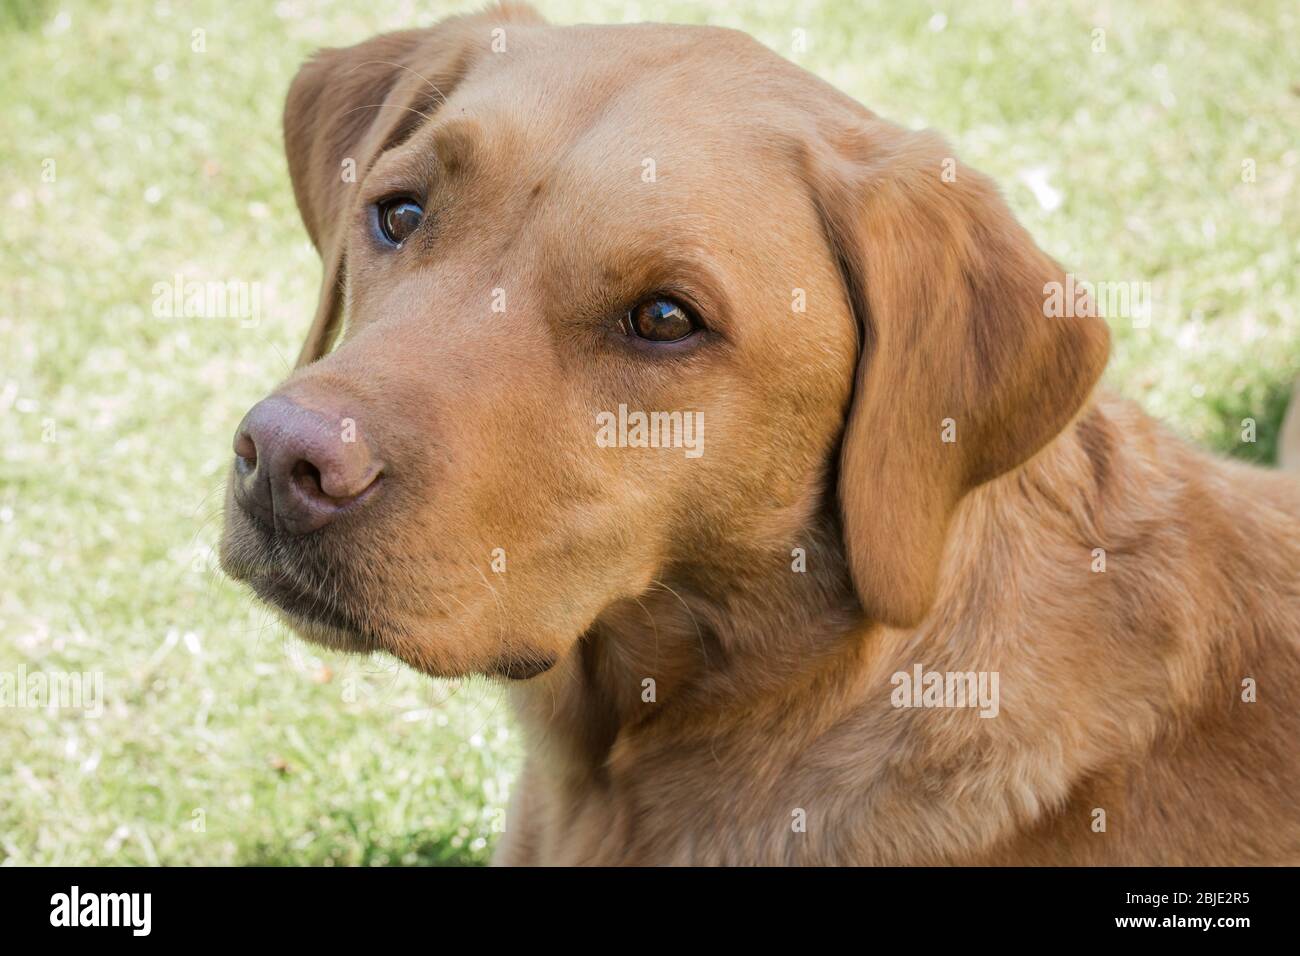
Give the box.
[219,4,1109,679]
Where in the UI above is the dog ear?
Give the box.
[810,122,1110,627]
[283,4,545,366]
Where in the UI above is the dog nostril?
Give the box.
[290,457,382,502]
[291,459,325,499]
[234,431,257,466]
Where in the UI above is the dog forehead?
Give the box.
[499,19,780,77]
[437,20,798,139]
[394,23,810,202]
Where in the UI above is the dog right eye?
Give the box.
[376,198,424,245]
[622,297,699,343]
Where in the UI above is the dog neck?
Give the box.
[508,469,869,778]
[506,395,1236,860]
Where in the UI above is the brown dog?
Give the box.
[220,4,1300,865]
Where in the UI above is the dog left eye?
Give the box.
[623,298,698,342]
[376,198,423,245]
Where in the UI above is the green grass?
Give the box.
[1,0,1296,865]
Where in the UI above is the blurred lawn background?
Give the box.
[1,0,1296,864]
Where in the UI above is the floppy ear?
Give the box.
[282,3,545,366]
[812,121,1110,627]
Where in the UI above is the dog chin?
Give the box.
[275,600,559,682]
[277,611,374,654]
[243,569,378,652]
[487,654,558,681]
[226,542,562,680]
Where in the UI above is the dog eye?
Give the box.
[623,297,698,342]
[376,198,423,245]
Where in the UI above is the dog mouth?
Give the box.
[249,568,556,679]
[246,568,375,648]
[221,510,561,679]
[221,503,377,647]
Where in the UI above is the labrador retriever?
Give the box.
[220,3,1300,865]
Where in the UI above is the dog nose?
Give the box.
[232,394,381,534]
